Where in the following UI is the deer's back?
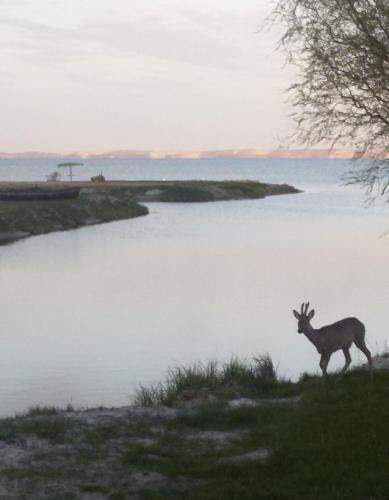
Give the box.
[318,317,365,352]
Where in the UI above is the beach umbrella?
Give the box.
[57,162,84,182]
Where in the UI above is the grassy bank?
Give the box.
[0,187,148,244]
[133,355,298,406]
[0,180,299,244]
[0,356,388,499]
[118,180,300,202]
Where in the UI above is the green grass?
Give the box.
[129,357,389,500]
[220,180,268,198]
[156,181,295,202]
[26,404,75,416]
[1,357,387,499]
[133,355,298,406]
[151,369,389,500]
[159,184,214,202]
[0,413,75,444]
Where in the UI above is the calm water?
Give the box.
[0,158,388,416]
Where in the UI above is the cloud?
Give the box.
[80,21,255,71]
[0,3,268,72]
[0,1,292,151]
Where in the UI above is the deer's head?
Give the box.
[293,302,315,334]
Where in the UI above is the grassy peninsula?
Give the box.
[0,180,299,244]
[0,355,388,500]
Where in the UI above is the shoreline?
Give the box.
[0,355,386,499]
[0,180,300,244]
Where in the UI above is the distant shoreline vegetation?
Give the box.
[0,180,300,245]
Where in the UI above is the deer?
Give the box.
[293,302,373,380]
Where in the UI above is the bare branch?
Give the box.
[272,0,389,200]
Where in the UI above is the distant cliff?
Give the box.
[0,149,356,160]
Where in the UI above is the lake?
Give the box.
[0,158,388,416]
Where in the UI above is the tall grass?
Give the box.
[133,354,296,406]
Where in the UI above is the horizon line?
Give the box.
[0,148,357,160]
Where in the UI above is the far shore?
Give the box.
[0,148,361,159]
[0,180,300,244]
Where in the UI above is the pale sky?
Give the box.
[0,0,294,152]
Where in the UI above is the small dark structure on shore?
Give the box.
[91,173,106,183]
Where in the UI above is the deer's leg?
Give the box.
[319,353,330,381]
[357,343,373,380]
[341,348,352,374]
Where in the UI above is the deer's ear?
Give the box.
[293,310,301,320]
[308,309,315,320]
